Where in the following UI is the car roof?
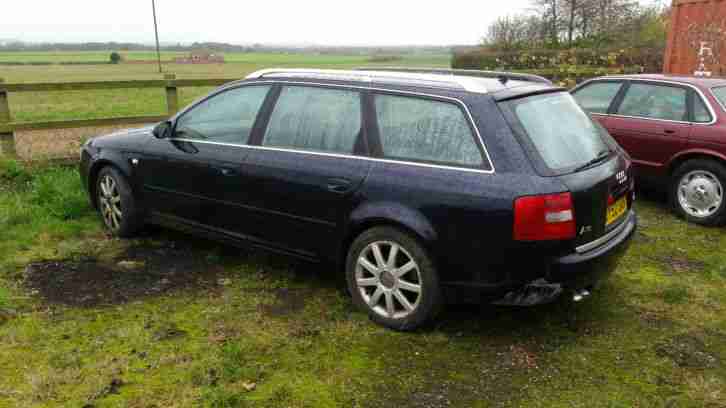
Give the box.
[240,68,560,97]
[599,74,726,89]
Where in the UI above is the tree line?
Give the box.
[484,0,668,51]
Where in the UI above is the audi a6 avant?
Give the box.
[80,68,636,330]
[573,74,726,226]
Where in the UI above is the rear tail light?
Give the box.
[514,192,576,241]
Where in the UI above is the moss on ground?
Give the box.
[1,160,726,407]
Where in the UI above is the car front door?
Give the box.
[239,84,372,259]
[606,81,692,178]
[137,85,271,229]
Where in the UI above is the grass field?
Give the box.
[0,51,451,159]
[0,160,725,407]
[0,51,451,65]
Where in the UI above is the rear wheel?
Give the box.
[346,226,442,331]
[670,159,726,226]
[96,166,144,237]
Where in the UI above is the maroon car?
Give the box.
[572,74,726,226]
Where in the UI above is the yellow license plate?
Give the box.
[606,197,628,226]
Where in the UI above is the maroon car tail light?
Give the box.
[514,193,576,241]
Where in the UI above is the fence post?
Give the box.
[0,78,16,158]
[165,74,179,116]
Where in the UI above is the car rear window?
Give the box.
[501,92,610,174]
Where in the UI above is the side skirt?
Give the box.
[148,211,321,263]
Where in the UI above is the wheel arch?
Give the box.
[87,158,133,209]
[338,202,438,268]
[668,150,726,177]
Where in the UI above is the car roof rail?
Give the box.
[354,67,553,85]
[244,68,489,93]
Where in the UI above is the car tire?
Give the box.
[95,166,144,237]
[670,159,726,226]
[346,226,442,331]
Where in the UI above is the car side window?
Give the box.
[617,83,688,121]
[693,94,713,123]
[374,94,485,168]
[262,86,362,154]
[572,82,622,114]
[175,85,270,145]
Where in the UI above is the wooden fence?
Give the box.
[0,75,235,158]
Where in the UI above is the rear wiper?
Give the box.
[574,149,612,172]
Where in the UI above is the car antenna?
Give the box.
[498,75,509,84]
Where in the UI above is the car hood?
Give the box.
[90,125,155,149]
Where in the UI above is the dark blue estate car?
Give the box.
[80,68,636,330]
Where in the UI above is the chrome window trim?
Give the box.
[575,211,632,254]
[169,80,496,175]
[576,77,717,126]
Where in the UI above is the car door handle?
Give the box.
[327,178,353,194]
[215,166,238,177]
[664,129,676,135]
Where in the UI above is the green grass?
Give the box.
[1,160,726,407]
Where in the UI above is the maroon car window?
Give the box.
[693,95,713,123]
[572,82,622,114]
[617,83,687,122]
[711,86,726,110]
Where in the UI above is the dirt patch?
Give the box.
[639,309,677,329]
[258,288,313,317]
[656,333,719,368]
[23,242,224,307]
[0,308,17,325]
[655,255,705,274]
[505,344,540,370]
[151,322,187,341]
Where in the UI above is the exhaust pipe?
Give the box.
[572,289,591,302]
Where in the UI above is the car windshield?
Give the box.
[503,92,610,173]
[711,86,726,109]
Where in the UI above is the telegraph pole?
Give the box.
[152,0,162,73]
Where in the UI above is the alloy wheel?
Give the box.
[355,241,422,319]
[98,174,123,231]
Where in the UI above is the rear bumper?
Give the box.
[485,210,636,306]
[548,209,636,290]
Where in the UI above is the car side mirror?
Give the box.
[153,121,173,139]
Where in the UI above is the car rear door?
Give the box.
[607,81,692,178]
[239,84,372,259]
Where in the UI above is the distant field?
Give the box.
[0,50,450,69]
[0,51,450,158]
[0,52,450,115]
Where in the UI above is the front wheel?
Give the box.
[346,226,442,331]
[670,159,726,226]
[95,166,144,237]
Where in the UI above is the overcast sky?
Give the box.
[1,0,538,46]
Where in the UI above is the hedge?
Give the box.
[453,47,663,71]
